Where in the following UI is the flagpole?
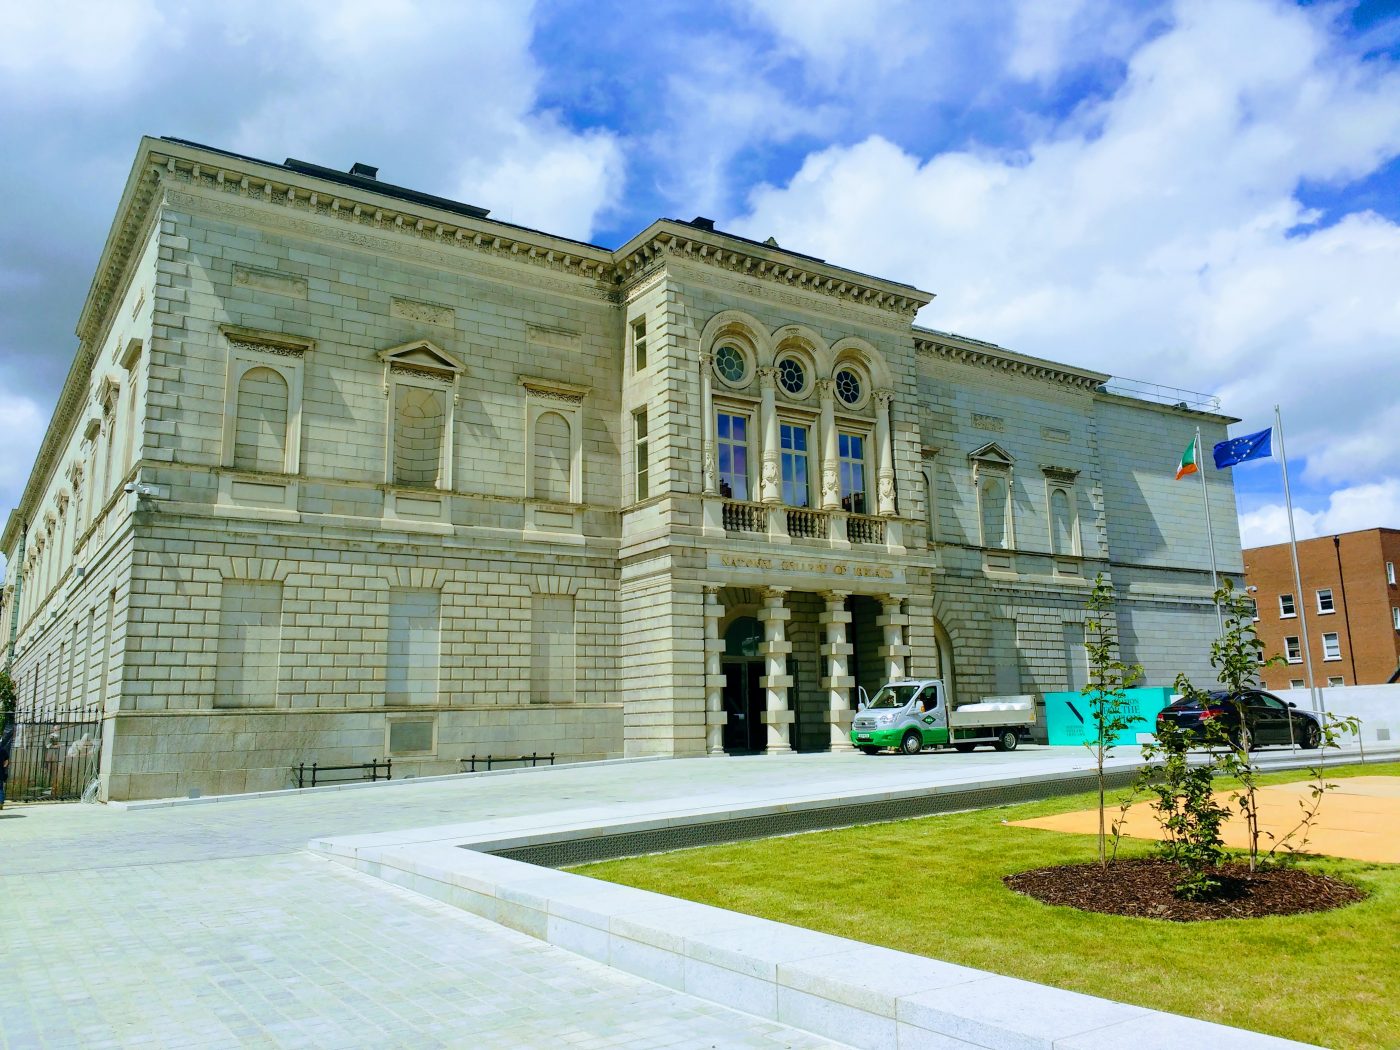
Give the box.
[1275,406,1320,714]
[1196,426,1224,634]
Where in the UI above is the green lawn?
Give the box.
[573,762,1400,1049]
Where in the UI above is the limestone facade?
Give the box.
[0,138,1243,799]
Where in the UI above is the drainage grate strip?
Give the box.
[490,769,1139,868]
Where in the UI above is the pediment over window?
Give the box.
[968,442,1014,468]
[377,339,464,379]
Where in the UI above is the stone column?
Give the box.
[821,592,855,750]
[818,378,840,510]
[757,586,794,753]
[758,366,780,504]
[699,351,718,497]
[878,595,909,682]
[703,586,727,755]
[874,389,897,517]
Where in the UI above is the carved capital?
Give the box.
[816,377,835,402]
[873,388,894,410]
[757,366,779,391]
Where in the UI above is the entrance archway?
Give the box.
[933,615,957,707]
[721,616,765,752]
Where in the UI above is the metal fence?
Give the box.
[2,697,103,804]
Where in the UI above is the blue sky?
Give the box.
[1,0,1398,553]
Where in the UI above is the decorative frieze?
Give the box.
[391,296,455,327]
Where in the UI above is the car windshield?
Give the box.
[867,685,920,709]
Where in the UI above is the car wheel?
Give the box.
[1301,721,1322,750]
[953,743,975,753]
[993,729,1019,752]
[859,746,881,755]
[900,731,923,756]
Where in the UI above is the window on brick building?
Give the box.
[1393,606,1400,631]
[1289,679,1304,689]
[1243,597,1258,620]
[1388,561,1396,586]
[1284,636,1301,662]
[1322,632,1341,661]
[1327,676,1345,687]
[1279,593,1295,618]
[1316,588,1334,614]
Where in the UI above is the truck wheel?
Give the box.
[993,729,1019,752]
[900,731,923,756]
[953,743,975,753]
[859,746,881,755]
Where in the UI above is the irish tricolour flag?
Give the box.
[1175,436,1199,480]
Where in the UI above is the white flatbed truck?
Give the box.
[850,678,1036,755]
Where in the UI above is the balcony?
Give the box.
[722,499,767,534]
[717,499,896,548]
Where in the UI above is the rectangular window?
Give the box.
[216,580,282,708]
[633,408,649,502]
[631,316,647,372]
[716,411,750,500]
[1243,597,1258,621]
[838,431,867,513]
[387,587,440,705]
[1327,676,1345,687]
[1284,636,1301,663]
[1279,593,1295,618]
[1316,588,1334,614]
[1388,561,1396,586]
[779,422,810,507]
[531,594,576,703]
[1393,606,1399,631]
[1289,679,1304,689]
[1322,632,1341,661]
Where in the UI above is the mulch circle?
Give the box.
[1004,859,1366,921]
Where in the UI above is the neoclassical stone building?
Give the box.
[1,137,1243,799]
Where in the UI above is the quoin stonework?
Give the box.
[0,137,1243,800]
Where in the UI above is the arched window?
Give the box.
[233,367,290,472]
[980,475,1010,549]
[392,384,447,487]
[1051,488,1076,555]
[724,616,763,657]
[532,411,572,503]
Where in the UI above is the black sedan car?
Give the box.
[1155,689,1322,750]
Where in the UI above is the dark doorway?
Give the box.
[722,616,766,753]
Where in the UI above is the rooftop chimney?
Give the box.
[350,162,378,180]
[690,216,716,231]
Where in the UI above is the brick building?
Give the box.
[1,137,1242,799]
[1245,528,1400,689]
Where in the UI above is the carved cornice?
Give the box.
[155,156,616,291]
[915,332,1108,392]
[616,231,930,320]
[520,376,590,405]
[1041,465,1081,482]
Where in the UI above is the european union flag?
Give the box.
[1213,428,1273,469]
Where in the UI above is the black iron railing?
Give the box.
[294,759,391,789]
[461,753,556,773]
[2,697,103,804]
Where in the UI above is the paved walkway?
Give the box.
[2,745,1381,1048]
[1,748,1113,1049]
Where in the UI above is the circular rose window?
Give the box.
[714,344,746,384]
[835,368,862,406]
[778,357,806,395]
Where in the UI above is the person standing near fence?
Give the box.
[0,716,14,810]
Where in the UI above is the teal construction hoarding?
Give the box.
[1042,687,1176,746]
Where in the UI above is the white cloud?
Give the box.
[1239,479,1400,547]
[0,0,169,95]
[731,0,1400,533]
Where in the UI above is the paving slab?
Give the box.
[2,746,1372,1048]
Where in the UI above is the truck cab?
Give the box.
[850,679,1034,755]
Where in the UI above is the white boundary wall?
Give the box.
[1276,684,1399,749]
